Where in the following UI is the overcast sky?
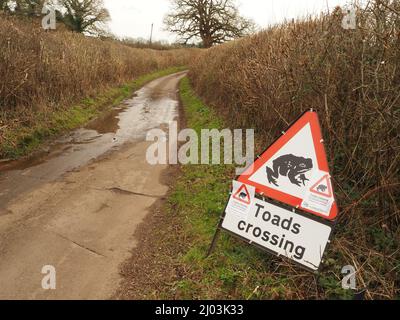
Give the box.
[104,0,351,42]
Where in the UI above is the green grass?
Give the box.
[166,77,355,300]
[0,66,186,159]
[169,77,281,299]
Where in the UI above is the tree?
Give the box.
[58,0,110,34]
[14,0,46,16]
[0,0,9,11]
[164,0,255,48]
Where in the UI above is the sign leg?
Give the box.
[206,222,222,258]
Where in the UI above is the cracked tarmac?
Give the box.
[0,71,187,299]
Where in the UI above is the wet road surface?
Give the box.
[0,71,186,299]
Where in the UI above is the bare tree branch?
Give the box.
[164,0,256,47]
[58,0,110,35]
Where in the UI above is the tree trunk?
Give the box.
[202,35,213,48]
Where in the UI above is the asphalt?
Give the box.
[0,71,187,299]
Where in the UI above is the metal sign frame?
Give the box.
[207,110,340,273]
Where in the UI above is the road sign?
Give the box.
[238,111,338,221]
[233,184,252,205]
[207,112,338,272]
[228,181,255,216]
[310,175,332,197]
[222,191,333,271]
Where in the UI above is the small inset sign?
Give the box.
[310,174,332,198]
[301,171,334,217]
[227,181,255,217]
[233,184,251,205]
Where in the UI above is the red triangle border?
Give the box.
[233,184,251,205]
[238,111,339,221]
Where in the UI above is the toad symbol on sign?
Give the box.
[266,154,313,187]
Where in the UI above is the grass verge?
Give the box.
[0,66,186,159]
[163,77,356,300]
[117,77,398,300]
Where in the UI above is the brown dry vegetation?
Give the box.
[189,2,400,299]
[0,13,198,157]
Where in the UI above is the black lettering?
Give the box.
[281,217,293,231]
[278,234,286,248]
[294,246,306,260]
[262,231,270,242]
[238,221,246,231]
[271,215,281,226]
[253,227,262,238]
[291,223,301,235]
[254,203,264,218]
[283,240,295,253]
[245,224,254,233]
[271,235,279,246]
[237,216,304,261]
[262,211,271,222]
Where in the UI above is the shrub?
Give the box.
[189,1,400,299]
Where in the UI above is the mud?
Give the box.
[0,71,187,299]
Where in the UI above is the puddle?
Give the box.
[85,107,124,134]
[0,71,186,209]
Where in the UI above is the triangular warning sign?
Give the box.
[310,175,332,198]
[233,184,251,205]
[238,111,338,221]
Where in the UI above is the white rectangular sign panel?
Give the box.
[222,194,332,271]
[227,180,256,216]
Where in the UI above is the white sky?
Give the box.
[104,0,351,42]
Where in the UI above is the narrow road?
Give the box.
[0,71,186,299]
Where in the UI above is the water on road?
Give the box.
[0,71,186,299]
